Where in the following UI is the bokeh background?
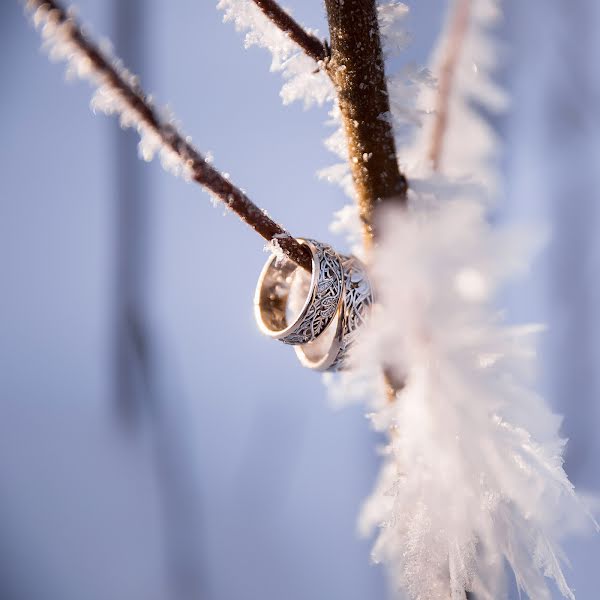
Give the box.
[1,1,599,599]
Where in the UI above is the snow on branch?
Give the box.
[250,0,329,63]
[330,188,595,600]
[218,0,334,107]
[419,0,508,191]
[428,0,472,171]
[25,0,312,272]
[354,197,594,600]
[326,2,597,599]
[324,0,408,242]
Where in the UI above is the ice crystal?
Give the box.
[414,0,508,192]
[326,2,596,598]
[343,197,594,600]
[217,0,334,108]
[264,235,287,266]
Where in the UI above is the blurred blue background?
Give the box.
[0,1,598,599]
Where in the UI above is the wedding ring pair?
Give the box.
[254,239,373,371]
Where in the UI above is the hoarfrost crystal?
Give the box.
[328,1,596,598]
[217,0,334,107]
[348,198,593,599]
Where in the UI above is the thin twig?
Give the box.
[428,0,471,171]
[324,0,408,246]
[251,0,328,63]
[26,0,312,272]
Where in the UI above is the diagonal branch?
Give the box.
[251,0,329,63]
[26,0,312,272]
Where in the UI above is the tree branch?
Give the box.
[251,0,328,63]
[26,0,312,272]
[323,0,407,404]
[323,9,468,596]
[428,0,471,171]
[324,0,407,246]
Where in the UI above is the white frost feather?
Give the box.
[327,1,596,599]
[345,198,593,599]
[217,0,334,107]
[217,0,356,205]
[411,0,507,192]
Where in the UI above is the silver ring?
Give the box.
[254,239,344,345]
[294,255,373,371]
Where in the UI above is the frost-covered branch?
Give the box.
[324,0,408,245]
[428,0,472,170]
[324,2,409,402]
[251,0,328,63]
[26,0,312,272]
[327,2,596,598]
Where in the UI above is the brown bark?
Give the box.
[324,5,471,596]
[324,0,408,245]
[324,0,407,404]
[251,0,328,63]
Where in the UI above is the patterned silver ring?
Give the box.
[254,238,344,345]
[294,255,373,371]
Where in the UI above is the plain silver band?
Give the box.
[254,239,344,345]
[294,254,373,371]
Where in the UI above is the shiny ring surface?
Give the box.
[254,238,344,345]
[294,254,373,370]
